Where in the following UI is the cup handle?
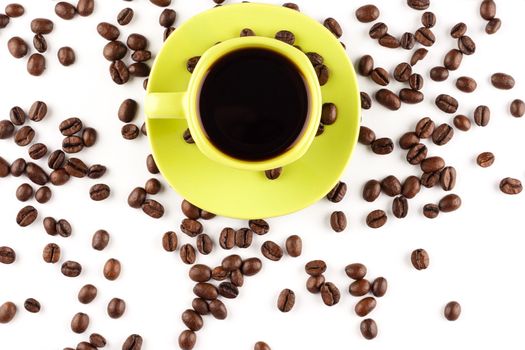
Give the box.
[145,92,187,119]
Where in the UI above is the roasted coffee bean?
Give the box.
[162,231,178,252]
[410,48,428,66]
[324,17,342,38]
[71,312,89,333]
[402,176,421,199]
[369,22,387,39]
[423,203,439,218]
[375,89,400,110]
[491,73,515,90]
[189,264,211,283]
[47,150,65,170]
[118,99,137,123]
[23,298,40,313]
[181,219,203,237]
[378,34,400,49]
[444,49,463,71]
[26,162,48,185]
[306,275,325,293]
[141,122,147,135]
[103,258,121,280]
[399,132,420,150]
[219,227,235,249]
[363,179,381,202]
[458,35,476,55]
[360,319,378,340]
[274,30,295,45]
[421,156,445,173]
[360,91,372,109]
[31,18,54,34]
[411,248,429,270]
[9,158,25,177]
[407,143,428,165]
[455,76,477,93]
[435,94,458,113]
[355,4,379,23]
[440,166,456,191]
[261,241,283,261]
[510,99,525,118]
[321,103,337,125]
[56,219,72,237]
[81,128,97,147]
[400,32,415,49]
[392,196,409,218]
[122,334,143,350]
[10,106,26,126]
[239,258,261,277]
[62,136,84,153]
[5,3,24,17]
[282,235,302,258]
[480,0,496,20]
[477,152,495,168]
[107,298,126,319]
[432,123,454,145]
[399,88,424,104]
[109,60,130,85]
[163,26,175,41]
[474,105,490,126]
[315,64,329,85]
[117,7,134,25]
[430,66,449,82]
[381,175,401,197]
[277,289,295,312]
[7,37,28,58]
[33,34,47,53]
[0,302,17,324]
[159,8,176,28]
[181,200,201,219]
[146,154,159,174]
[357,55,374,76]
[78,284,97,304]
[355,297,377,317]
[42,243,60,263]
[178,330,196,350]
[409,73,424,90]
[104,41,127,61]
[282,2,299,10]
[221,254,242,272]
[212,266,229,281]
[330,211,347,232]
[92,229,110,251]
[218,282,238,299]
[421,171,440,188]
[127,33,148,51]
[150,0,172,6]
[89,334,106,348]
[77,0,95,16]
[439,194,462,212]
[421,11,436,28]
[349,279,371,297]
[34,186,50,203]
[16,205,37,227]
[0,246,16,264]
[246,219,269,236]
[449,22,467,39]
[407,0,429,10]
[370,67,389,86]
[97,22,119,40]
[393,63,411,83]
[50,168,70,186]
[196,234,213,255]
[205,299,226,321]
[453,115,471,131]
[62,260,82,277]
[444,301,461,321]
[192,298,209,316]
[182,128,194,143]
[485,18,501,34]
[345,263,367,280]
[122,124,139,139]
[127,187,146,209]
[235,228,253,248]
[326,181,347,203]
[186,56,201,74]
[366,210,387,228]
[65,158,88,178]
[16,183,33,202]
[180,244,197,264]
[89,184,110,201]
[371,277,388,297]
[415,27,435,46]
[320,282,340,306]
[305,260,326,276]
[500,178,523,195]
[58,47,75,66]
[132,50,152,62]
[43,217,57,235]
[55,2,76,20]
[0,120,15,139]
[254,342,271,350]
[371,138,394,155]
[181,309,203,332]
[358,126,376,145]
[305,52,323,67]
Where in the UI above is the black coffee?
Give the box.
[199,48,309,161]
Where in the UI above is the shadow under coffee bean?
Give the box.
[198,48,309,161]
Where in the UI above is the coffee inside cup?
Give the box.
[198,47,310,161]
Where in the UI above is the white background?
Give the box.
[1,0,525,349]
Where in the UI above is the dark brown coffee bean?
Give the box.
[330,211,347,232]
[23,298,40,313]
[455,76,477,93]
[274,30,295,45]
[474,105,490,127]
[10,106,26,126]
[378,34,400,49]
[349,279,371,297]
[357,55,374,76]
[306,275,325,294]
[439,194,462,212]
[432,123,454,145]
[510,99,525,118]
[71,312,89,333]
[180,244,197,265]
[430,66,449,82]
[355,297,377,317]
[420,170,440,188]
[31,18,53,34]
[453,115,471,131]
[360,91,372,110]
[409,73,424,90]
[146,154,159,174]
[102,258,120,281]
[26,162,48,185]
[261,241,283,261]
[5,3,24,17]
[189,264,211,283]
[92,229,110,251]
[449,22,467,39]
[247,219,269,235]
[140,122,147,135]
[7,37,28,58]
[238,258,261,277]
[80,127,97,148]
[27,101,47,123]
[16,205,37,227]
[358,126,376,145]
[157,8,177,28]
[97,22,119,41]
[360,318,378,339]
[440,166,456,191]
[421,11,436,28]
[381,175,401,197]
[150,0,171,6]
[370,277,388,297]
[415,27,435,46]
[42,243,60,263]
[411,248,429,270]
[326,181,347,203]
[180,219,203,237]
[64,158,87,178]
[109,60,130,85]
[212,266,229,281]
[89,333,106,348]
[78,284,97,304]
[192,298,209,316]
[485,18,501,34]
[402,176,421,199]
[50,168,69,186]
[281,235,303,259]
[77,0,95,16]
[221,254,242,272]
[254,342,271,350]
[61,136,83,153]
[62,260,82,277]
[393,63,411,83]
[476,152,494,168]
[370,67,389,86]
[375,89,400,110]
[117,99,137,123]
[107,298,126,319]
[323,17,342,38]
[0,246,16,264]
[315,64,329,85]
[366,210,387,228]
[421,156,445,173]
[435,94,458,113]
[371,137,394,155]
[178,330,196,350]
[277,289,295,312]
[86,163,104,178]
[58,47,75,66]
[480,0,496,20]
[159,231,178,253]
[43,217,57,235]
[345,263,367,280]
[0,120,14,139]
[392,196,409,218]
[0,13,9,28]
[399,88,424,104]
[131,50,152,63]
[235,228,253,248]
[121,124,139,140]
[127,34,147,51]
[444,49,463,71]
[218,282,238,299]
[305,260,326,276]
[55,2,76,20]
[399,132,420,150]
[181,309,203,332]
[400,32,415,49]
[491,73,515,90]
[321,103,337,125]
[89,184,110,201]
[410,48,428,66]
[16,183,33,201]
[123,334,143,350]
[423,203,439,218]
[500,178,522,195]
[363,179,381,202]
[321,282,340,306]
[60,117,83,136]
[33,34,47,53]
[369,22,387,39]
[355,4,379,23]
[181,128,194,144]
[180,200,200,219]
[458,35,476,55]
[56,219,72,237]
[46,150,64,170]
[444,301,461,321]
[117,7,133,25]
[104,41,127,61]
[219,227,235,249]
[203,299,225,321]
[407,0,429,10]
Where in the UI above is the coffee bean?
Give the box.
[47,150,65,170]
[407,143,428,165]
[117,7,134,25]
[127,34,147,51]
[407,0,429,10]
[491,73,515,90]
[89,184,110,201]
[235,228,253,248]
[181,219,203,237]
[193,234,212,255]
[474,105,490,126]
[132,50,152,62]
[440,166,456,191]
[107,298,126,319]
[146,154,159,174]
[435,94,458,114]
[475,152,494,169]
[458,35,476,55]
[306,275,325,293]
[370,67,389,86]
[324,17,342,38]
[358,126,376,145]
[31,18,53,34]
[375,89,400,110]
[480,0,496,20]
[349,279,371,297]
[123,334,143,350]
[485,18,501,34]
[399,132,420,150]
[304,53,323,68]
[180,200,201,219]
[439,194,462,212]
[0,13,8,28]
[150,0,171,6]
[163,26,175,41]
[326,181,347,203]
[43,218,56,235]
[26,162,48,185]
[97,22,120,42]
[16,205,37,227]
[420,171,440,188]
[330,211,347,232]
[0,302,17,324]
[58,47,75,66]
[455,76,477,93]
[415,27,435,46]
[357,55,374,76]
[80,128,97,148]
[409,73,424,90]
[212,266,229,281]
[320,282,340,306]
[363,179,381,202]
[55,2,76,20]
[62,260,82,277]
[181,128,194,143]
[181,309,203,332]
[421,11,436,28]
[392,196,409,218]
[345,263,367,280]
[360,92,372,109]
[7,37,28,58]
[369,22,387,39]
[77,0,95,16]
[314,64,329,85]
[64,158,88,178]
[109,60,130,85]
[423,203,439,218]
[360,319,378,340]
[371,137,394,155]
[277,289,295,312]
[355,297,377,317]
[392,63,411,83]
[205,299,226,321]
[401,176,421,199]
[370,277,388,297]
[355,4,379,23]
[283,235,302,258]
[274,30,295,45]
[122,124,139,139]
[453,115,471,131]
[254,342,271,350]
[220,255,241,273]
[71,312,89,333]
[444,49,463,71]
[56,219,72,237]
[33,34,47,53]
[92,229,110,251]
[321,103,337,125]
[158,9,177,28]
[444,301,461,321]
[192,298,209,316]
[219,228,235,249]
[366,209,387,228]
[16,183,33,201]
[189,264,211,283]
[50,168,69,186]
[243,220,268,237]
[62,136,84,153]
[283,2,299,10]
[10,106,26,126]
[399,88,424,104]
[126,187,146,209]
[42,242,60,263]
[510,99,525,118]
[378,34,400,49]
[178,330,196,350]
[411,248,429,270]
[218,282,238,299]
[430,66,449,82]
[0,120,14,139]
[180,244,197,264]
[104,41,127,61]
[421,156,445,173]
[103,258,121,280]
[305,260,326,276]
[381,175,401,197]
[89,333,106,348]
[78,284,97,304]
[23,298,40,313]
[432,123,454,145]
[261,241,283,261]
[448,22,467,40]
[500,178,522,195]
[0,246,16,264]
[400,32,415,50]
[5,3,24,17]
[410,48,428,66]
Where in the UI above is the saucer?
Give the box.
[146,3,360,219]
